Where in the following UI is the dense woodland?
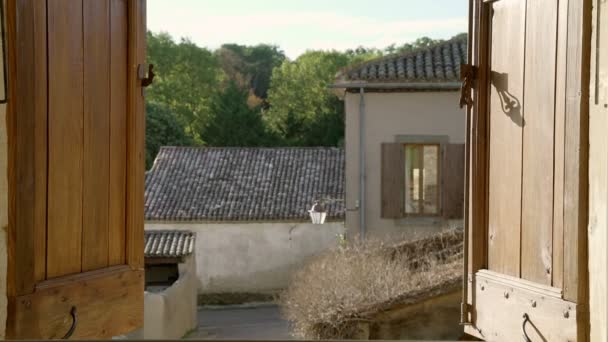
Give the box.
[145,31,464,168]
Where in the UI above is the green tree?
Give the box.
[146,31,223,143]
[145,102,192,169]
[200,81,274,146]
[216,44,286,102]
[265,51,350,146]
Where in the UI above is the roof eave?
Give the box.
[329,81,461,91]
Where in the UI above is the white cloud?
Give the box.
[148,9,466,59]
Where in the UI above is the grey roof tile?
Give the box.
[145,147,345,222]
[144,230,195,258]
[335,35,467,85]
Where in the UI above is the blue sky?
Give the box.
[148,0,468,59]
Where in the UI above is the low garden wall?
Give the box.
[143,257,198,339]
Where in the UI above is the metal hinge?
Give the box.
[459,64,477,109]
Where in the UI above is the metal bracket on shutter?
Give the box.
[137,64,155,97]
[459,64,477,109]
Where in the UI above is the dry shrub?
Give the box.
[280,229,463,340]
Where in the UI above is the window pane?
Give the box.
[404,145,420,214]
[422,145,439,214]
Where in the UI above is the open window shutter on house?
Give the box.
[442,144,465,219]
[381,143,404,218]
[7,0,146,339]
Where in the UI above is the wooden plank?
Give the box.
[442,144,465,219]
[32,0,48,283]
[520,0,558,286]
[109,0,128,266]
[6,266,144,339]
[7,0,37,296]
[552,0,569,290]
[126,0,146,270]
[563,0,592,307]
[82,0,111,272]
[486,0,526,278]
[588,1,608,340]
[381,143,404,218]
[46,0,84,278]
[464,270,581,341]
[467,0,491,296]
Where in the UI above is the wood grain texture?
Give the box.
[441,144,465,219]
[520,0,558,286]
[32,0,48,283]
[46,0,84,278]
[126,0,146,269]
[551,0,569,290]
[486,0,526,278]
[8,0,37,296]
[109,0,128,266]
[467,0,490,286]
[465,270,581,341]
[381,143,404,219]
[82,0,111,272]
[7,266,144,339]
[563,0,591,306]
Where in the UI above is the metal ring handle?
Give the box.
[522,313,532,342]
[62,306,77,339]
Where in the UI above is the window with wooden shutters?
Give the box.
[6,0,146,339]
[381,141,465,219]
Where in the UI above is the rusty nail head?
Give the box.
[481,285,485,291]
[504,291,509,299]
[564,310,570,319]
[531,300,537,308]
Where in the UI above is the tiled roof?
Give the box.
[335,35,467,88]
[144,230,195,258]
[145,147,345,222]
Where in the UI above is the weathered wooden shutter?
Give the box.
[7,0,146,339]
[381,143,404,218]
[464,0,590,340]
[442,144,465,219]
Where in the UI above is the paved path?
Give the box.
[186,304,297,340]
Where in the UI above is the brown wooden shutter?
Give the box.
[6,0,146,339]
[381,143,404,218]
[442,144,465,219]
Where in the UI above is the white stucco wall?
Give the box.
[143,255,198,339]
[0,102,7,338]
[145,221,344,293]
[344,91,465,240]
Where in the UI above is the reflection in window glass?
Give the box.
[404,144,440,215]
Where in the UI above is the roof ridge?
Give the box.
[159,146,345,151]
[335,34,468,86]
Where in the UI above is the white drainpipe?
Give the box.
[359,88,366,238]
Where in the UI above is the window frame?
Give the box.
[403,143,441,217]
[394,135,449,219]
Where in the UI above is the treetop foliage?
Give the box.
[145,31,465,168]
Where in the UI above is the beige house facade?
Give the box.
[334,36,467,240]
